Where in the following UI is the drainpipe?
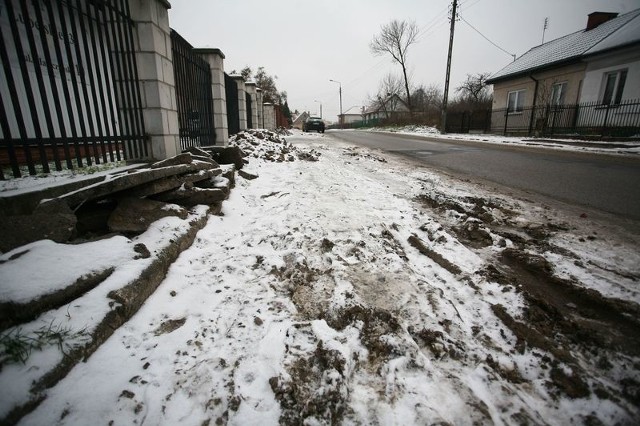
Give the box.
[528,74,540,135]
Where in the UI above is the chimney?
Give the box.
[586,12,618,30]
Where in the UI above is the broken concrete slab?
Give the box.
[117,168,222,199]
[238,169,259,180]
[0,200,77,253]
[0,268,114,331]
[40,163,213,211]
[107,198,188,233]
[205,146,245,170]
[151,184,227,207]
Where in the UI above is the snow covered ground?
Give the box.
[2,130,640,425]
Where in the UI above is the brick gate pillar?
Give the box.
[129,0,180,160]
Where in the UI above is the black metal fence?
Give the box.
[491,99,640,137]
[170,29,215,151]
[446,110,491,134]
[0,0,146,179]
[245,92,252,129]
[225,73,239,135]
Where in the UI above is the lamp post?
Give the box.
[314,100,322,119]
[329,79,342,128]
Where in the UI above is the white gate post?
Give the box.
[129,0,180,160]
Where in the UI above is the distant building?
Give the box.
[338,106,364,125]
[362,94,410,125]
[291,111,310,130]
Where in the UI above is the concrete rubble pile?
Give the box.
[0,148,234,254]
[229,129,321,163]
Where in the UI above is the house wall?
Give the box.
[491,62,586,111]
[580,46,640,103]
[341,114,362,124]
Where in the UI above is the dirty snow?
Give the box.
[2,130,639,425]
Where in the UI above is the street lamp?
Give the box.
[314,100,322,119]
[329,79,342,128]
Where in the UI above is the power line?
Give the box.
[459,15,516,61]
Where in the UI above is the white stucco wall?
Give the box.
[580,47,640,103]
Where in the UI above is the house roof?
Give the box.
[340,106,362,116]
[291,111,309,125]
[487,8,640,84]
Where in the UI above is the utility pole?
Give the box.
[329,79,342,128]
[441,0,458,135]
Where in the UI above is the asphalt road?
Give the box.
[326,130,640,220]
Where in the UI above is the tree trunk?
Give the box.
[401,63,411,110]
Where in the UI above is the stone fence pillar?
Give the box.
[263,103,276,130]
[231,75,247,131]
[245,82,259,129]
[129,0,180,160]
[195,48,228,146]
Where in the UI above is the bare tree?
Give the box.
[455,72,492,105]
[370,20,419,109]
[412,83,443,112]
[378,73,404,99]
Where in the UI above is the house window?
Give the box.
[601,70,627,105]
[550,82,567,105]
[507,90,525,113]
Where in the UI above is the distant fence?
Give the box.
[170,29,215,150]
[0,0,146,179]
[491,99,640,137]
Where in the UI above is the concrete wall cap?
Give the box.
[193,48,226,59]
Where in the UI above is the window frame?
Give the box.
[507,89,525,114]
[601,69,628,106]
[550,82,567,106]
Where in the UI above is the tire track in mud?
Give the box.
[415,188,640,415]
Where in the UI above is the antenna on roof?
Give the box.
[542,17,549,44]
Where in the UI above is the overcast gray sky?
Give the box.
[168,0,639,122]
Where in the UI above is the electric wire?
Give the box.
[459,15,516,60]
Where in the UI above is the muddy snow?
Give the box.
[6,130,640,425]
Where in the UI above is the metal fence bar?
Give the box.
[119,0,146,158]
[18,0,50,173]
[2,0,37,175]
[171,29,215,150]
[225,73,239,135]
[0,0,146,179]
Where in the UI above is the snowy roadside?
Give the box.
[4,130,640,425]
[362,125,640,156]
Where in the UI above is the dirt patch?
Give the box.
[153,318,186,336]
[451,220,493,248]
[501,248,640,356]
[269,341,349,425]
[325,305,402,365]
[488,246,640,402]
[407,326,463,360]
